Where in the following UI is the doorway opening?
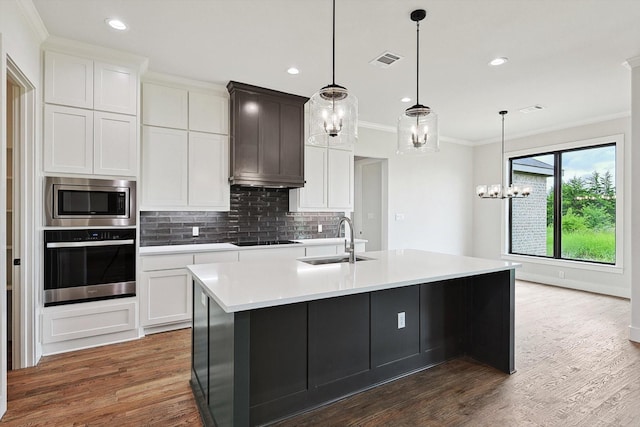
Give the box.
[354,157,388,251]
[5,56,37,371]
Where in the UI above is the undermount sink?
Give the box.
[300,255,374,265]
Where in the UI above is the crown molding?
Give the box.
[43,35,149,71]
[474,111,631,146]
[625,55,640,69]
[16,0,49,42]
[142,70,228,95]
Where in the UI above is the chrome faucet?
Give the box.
[338,216,355,263]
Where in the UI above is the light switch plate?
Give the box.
[398,312,406,329]
[192,226,199,237]
[318,224,323,232]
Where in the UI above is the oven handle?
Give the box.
[46,239,135,249]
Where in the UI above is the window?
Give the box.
[509,143,616,265]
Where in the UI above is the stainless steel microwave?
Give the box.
[45,177,136,227]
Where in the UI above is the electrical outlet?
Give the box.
[192,226,199,237]
[398,312,406,329]
[559,270,565,279]
[318,224,323,232]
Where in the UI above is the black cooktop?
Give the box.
[235,240,299,247]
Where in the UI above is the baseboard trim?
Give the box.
[516,272,630,299]
[629,325,640,343]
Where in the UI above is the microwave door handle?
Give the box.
[46,239,135,249]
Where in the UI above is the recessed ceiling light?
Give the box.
[401,97,411,103]
[105,18,127,31]
[287,67,300,75]
[489,57,508,66]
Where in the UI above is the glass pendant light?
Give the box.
[476,111,532,199]
[308,0,358,148]
[397,9,439,154]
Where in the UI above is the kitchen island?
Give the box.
[188,249,518,426]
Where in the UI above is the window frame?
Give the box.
[506,135,623,268]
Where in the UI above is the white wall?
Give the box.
[355,126,474,256]
[472,117,631,298]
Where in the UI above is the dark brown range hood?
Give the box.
[227,81,308,188]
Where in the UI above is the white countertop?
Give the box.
[187,249,520,313]
[139,238,367,255]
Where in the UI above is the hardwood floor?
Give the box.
[2,281,639,426]
[1,328,203,426]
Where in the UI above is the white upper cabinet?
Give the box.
[43,50,140,177]
[44,105,94,174]
[299,145,327,209]
[189,91,228,134]
[327,148,354,210]
[94,111,137,176]
[94,62,138,115]
[290,146,354,212]
[44,51,94,109]
[141,126,189,207]
[188,132,230,209]
[140,77,230,211]
[142,82,188,129]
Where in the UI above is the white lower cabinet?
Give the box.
[139,251,239,331]
[140,253,194,328]
[140,269,192,327]
[41,298,138,355]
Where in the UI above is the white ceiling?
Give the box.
[32,0,640,144]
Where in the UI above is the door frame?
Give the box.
[6,55,37,371]
[354,157,388,251]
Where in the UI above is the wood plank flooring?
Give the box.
[1,281,639,426]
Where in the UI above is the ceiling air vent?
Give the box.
[519,105,545,114]
[369,51,403,68]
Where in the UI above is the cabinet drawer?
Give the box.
[194,251,239,264]
[42,300,136,344]
[141,253,194,271]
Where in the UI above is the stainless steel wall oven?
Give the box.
[44,229,136,306]
[45,177,136,227]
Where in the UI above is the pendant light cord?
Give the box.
[332,0,336,85]
[416,19,420,105]
[501,112,506,188]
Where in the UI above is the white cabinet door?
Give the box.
[327,148,354,210]
[300,145,327,209]
[44,51,93,109]
[94,62,138,115]
[238,247,306,262]
[188,132,230,209]
[142,82,188,129]
[141,126,188,207]
[140,269,192,326]
[189,91,228,134]
[94,111,137,176]
[43,105,94,174]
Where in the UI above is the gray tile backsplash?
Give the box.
[140,187,345,246]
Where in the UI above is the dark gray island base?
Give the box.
[190,269,515,427]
